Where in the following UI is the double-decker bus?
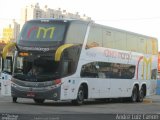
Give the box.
[1,19,158,105]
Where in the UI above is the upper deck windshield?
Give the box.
[17,20,67,46]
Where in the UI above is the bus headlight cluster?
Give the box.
[11,83,17,88]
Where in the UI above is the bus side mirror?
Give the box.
[2,56,13,75]
[0,57,1,83]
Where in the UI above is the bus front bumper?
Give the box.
[11,83,61,101]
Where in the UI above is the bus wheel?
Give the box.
[12,97,17,103]
[72,86,84,105]
[33,99,45,104]
[137,88,144,102]
[130,86,138,102]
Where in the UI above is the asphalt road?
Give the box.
[0,94,160,120]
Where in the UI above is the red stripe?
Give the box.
[27,26,38,39]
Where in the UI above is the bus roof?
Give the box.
[26,18,157,40]
[26,18,90,24]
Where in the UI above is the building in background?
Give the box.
[158,52,160,74]
[20,3,92,29]
[1,25,13,43]
[0,20,20,43]
[0,3,91,44]
[0,42,6,52]
[12,19,20,41]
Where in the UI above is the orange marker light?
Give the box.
[19,52,29,56]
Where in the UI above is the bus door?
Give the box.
[1,56,13,96]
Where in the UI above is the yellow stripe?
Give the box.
[55,44,74,61]
[2,42,16,59]
[142,57,152,80]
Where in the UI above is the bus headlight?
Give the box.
[11,83,17,88]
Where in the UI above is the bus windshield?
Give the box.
[18,20,67,42]
[13,53,60,82]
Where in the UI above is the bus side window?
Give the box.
[80,63,98,78]
[62,60,74,76]
[80,65,88,77]
[151,69,157,80]
[98,72,106,78]
[86,24,102,49]
[63,61,69,75]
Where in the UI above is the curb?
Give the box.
[143,99,152,104]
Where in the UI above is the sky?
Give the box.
[0,0,160,49]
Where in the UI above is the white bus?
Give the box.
[1,19,158,105]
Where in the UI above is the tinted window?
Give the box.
[151,69,157,80]
[18,21,66,42]
[65,21,88,44]
[86,24,102,49]
[138,38,146,54]
[81,62,135,79]
[151,39,158,55]
[114,31,127,50]
[102,29,115,48]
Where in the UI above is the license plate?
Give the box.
[27,92,35,97]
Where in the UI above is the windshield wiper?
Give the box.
[13,73,27,80]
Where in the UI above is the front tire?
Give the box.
[72,86,84,105]
[33,99,45,104]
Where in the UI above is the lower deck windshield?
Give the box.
[13,53,60,82]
